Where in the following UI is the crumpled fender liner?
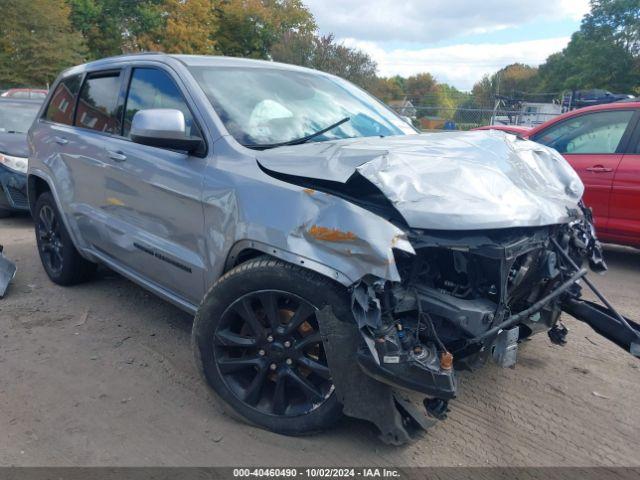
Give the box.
[316,306,436,445]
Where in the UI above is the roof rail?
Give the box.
[97,51,166,60]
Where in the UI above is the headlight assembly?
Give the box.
[0,153,28,173]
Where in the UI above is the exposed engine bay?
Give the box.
[245,131,640,443]
[322,203,640,444]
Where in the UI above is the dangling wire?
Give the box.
[414,287,448,353]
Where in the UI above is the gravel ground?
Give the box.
[1,214,639,467]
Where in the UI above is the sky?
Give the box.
[304,0,591,91]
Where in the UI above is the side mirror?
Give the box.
[130,109,203,153]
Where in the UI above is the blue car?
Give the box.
[0,98,42,217]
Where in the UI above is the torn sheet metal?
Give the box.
[0,244,16,298]
[201,147,415,288]
[256,130,584,230]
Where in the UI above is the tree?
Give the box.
[435,83,468,118]
[401,73,438,118]
[584,0,639,56]
[404,73,437,102]
[67,0,165,59]
[537,0,640,94]
[137,0,219,54]
[215,0,316,59]
[494,63,539,97]
[368,76,405,102]
[471,75,494,108]
[271,32,377,89]
[0,0,86,87]
[468,63,540,110]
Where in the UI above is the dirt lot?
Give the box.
[1,214,639,467]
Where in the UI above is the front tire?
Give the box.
[192,257,348,435]
[34,192,96,285]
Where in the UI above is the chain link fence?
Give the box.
[389,105,561,131]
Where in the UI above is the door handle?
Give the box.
[54,136,68,145]
[586,165,612,173]
[107,150,127,162]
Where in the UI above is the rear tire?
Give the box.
[34,192,96,285]
[193,257,350,435]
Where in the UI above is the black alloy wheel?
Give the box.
[36,204,64,276]
[34,191,96,285]
[214,289,333,417]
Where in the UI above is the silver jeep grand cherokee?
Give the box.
[28,53,639,444]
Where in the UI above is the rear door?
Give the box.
[531,109,636,233]
[99,65,208,305]
[608,112,640,246]
[36,71,124,250]
[68,69,126,250]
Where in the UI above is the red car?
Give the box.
[1,88,48,100]
[476,102,640,248]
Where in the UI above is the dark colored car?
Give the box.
[0,99,41,217]
[563,89,633,109]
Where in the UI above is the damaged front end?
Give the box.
[255,132,639,443]
[325,204,640,444]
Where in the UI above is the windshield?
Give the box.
[189,66,416,148]
[0,102,40,133]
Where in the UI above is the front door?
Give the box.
[100,66,208,305]
[532,109,636,233]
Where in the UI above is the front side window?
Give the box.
[123,68,196,138]
[0,101,41,134]
[75,72,122,134]
[45,75,82,126]
[189,66,416,148]
[534,110,634,154]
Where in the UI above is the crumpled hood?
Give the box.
[256,130,584,230]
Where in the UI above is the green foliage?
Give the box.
[470,64,540,108]
[0,0,86,88]
[538,32,638,92]
[537,0,640,94]
[471,75,494,108]
[436,84,470,118]
[271,32,377,89]
[368,77,405,102]
[67,0,315,60]
[67,0,165,58]
[584,0,639,56]
[137,0,219,54]
[215,0,316,59]
[2,0,638,107]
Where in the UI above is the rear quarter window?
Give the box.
[44,75,82,125]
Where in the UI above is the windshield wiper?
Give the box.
[244,117,350,150]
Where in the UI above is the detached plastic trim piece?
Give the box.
[0,245,17,298]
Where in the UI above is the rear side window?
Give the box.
[123,68,196,137]
[76,72,122,135]
[534,110,634,154]
[45,75,82,125]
